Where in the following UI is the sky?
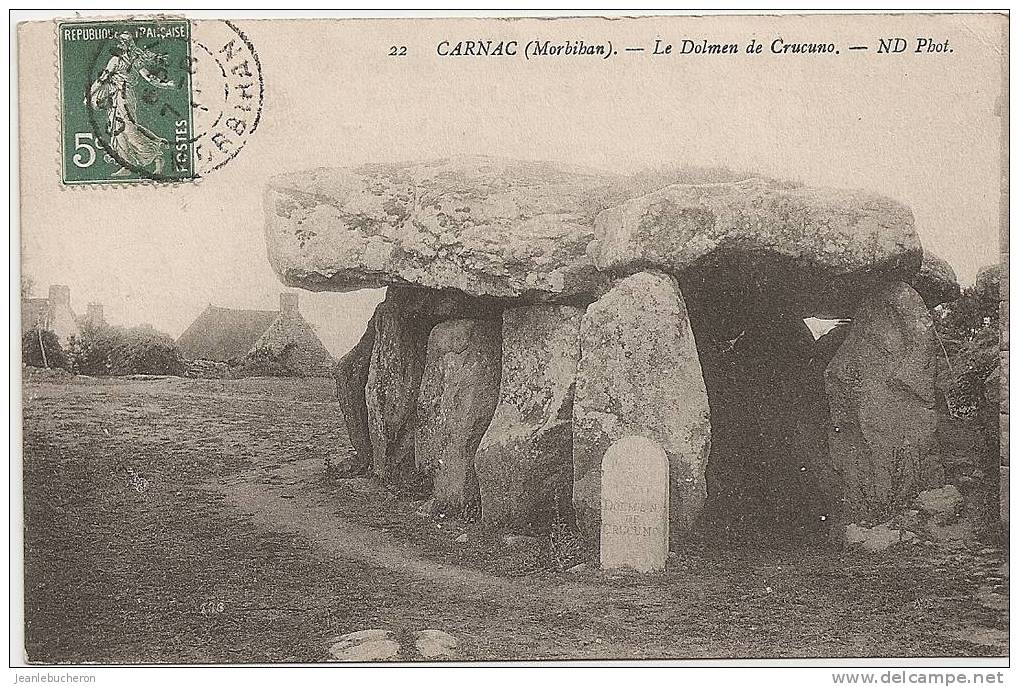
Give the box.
[18,14,1006,357]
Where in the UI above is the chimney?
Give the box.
[280,292,299,317]
[48,284,70,306]
[86,303,105,324]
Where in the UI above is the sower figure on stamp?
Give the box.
[87,31,175,176]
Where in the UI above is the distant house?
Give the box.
[176,304,278,362]
[21,285,85,345]
[83,303,106,327]
[176,293,334,376]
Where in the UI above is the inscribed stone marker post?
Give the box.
[600,435,669,572]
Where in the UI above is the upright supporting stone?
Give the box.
[415,319,501,515]
[600,436,670,572]
[573,271,710,550]
[824,282,943,523]
[366,300,426,484]
[333,312,376,474]
[364,286,503,487]
[475,305,583,533]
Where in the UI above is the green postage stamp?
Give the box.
[58,18,262,185]
[59,18,196,184]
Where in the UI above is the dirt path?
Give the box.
[209,458,652,661]
[211,457,834,661]
[211,457,1012,661]
[214,459,529,596]
[23,376,1008,662]
[210,457,667,647]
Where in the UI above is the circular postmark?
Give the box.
[83,19,262,182]
[189,20,264,175]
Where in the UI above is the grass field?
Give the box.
[20,373,1009,663]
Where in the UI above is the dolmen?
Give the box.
[264,156,960,560]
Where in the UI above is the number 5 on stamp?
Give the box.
[58,19,195,184]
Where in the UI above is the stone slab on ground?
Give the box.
[599,436,670,572]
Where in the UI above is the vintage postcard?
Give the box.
[12,10,1010,678]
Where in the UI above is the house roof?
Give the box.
[175,305,279,362]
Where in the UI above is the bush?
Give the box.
[68,322,185,377]
[66,321,114,375]
[231,344,301,377]
[108,327,186,376]
[22,328,68,370]
[934,271,1000,417]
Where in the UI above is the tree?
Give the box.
[107,326,185,376]
[936,266,1000,348]
[934,267,1000,416]
[66,320,114,375]
[22,328,67,370]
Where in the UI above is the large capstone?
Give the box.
[824,282,944,522]
[415,319,502,515]
[475,304,584,533]
[333,311,376,474]
[266,161,923,321]
[573,271,710,550]
[591,179,921,337]
[265,157,639,301]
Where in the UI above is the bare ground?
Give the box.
[21,373,1009,663]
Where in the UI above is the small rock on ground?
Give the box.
[414,629,459,659]
[327,629,400,661]
[913,485,965,525]
[846,522,918,552]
